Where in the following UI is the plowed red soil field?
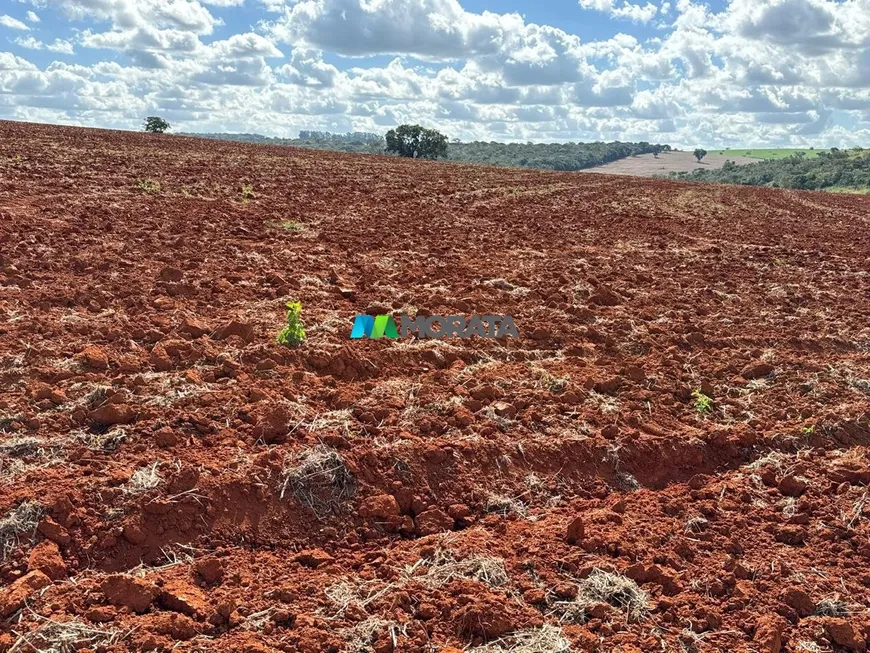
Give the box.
[2,120,870,653]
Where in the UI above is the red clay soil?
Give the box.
[1,120,870,653]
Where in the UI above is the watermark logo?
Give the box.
[350,315,400,339]
[351,314,519,339]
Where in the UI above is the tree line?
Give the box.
[445,140,670,171]
[163,117,673,172]
[670,148,870,192]
[298,130,383,143]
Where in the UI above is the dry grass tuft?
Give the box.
[408,549,509,588]
[0,436,68,485]
[616,472,641,491]
[341,618,407,653]
[73,428,128,452]
[241,607,279,631]
[280,445,355,518]
[124,462,162,494]
[573,568,650,622]
[0,413,25,434]
[323,577,399,618]
[301,410,358,438]
[468,625,572,652]
[10,617,122,652]
[485,492,528,519]
[0,437,43,458]
[528,364,569,393]
[589,391,620,414]
[813,597,851,617]
[0,500,43,559]
[685,516,709,534]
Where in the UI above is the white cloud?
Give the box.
[81,26,203,53]
[50,0,220,34]
[14,35,75,54]
[47,39,76,55]
[26,11,40,23]
[266,0,525,60]
[578,0,659,23]
[0,15,31,30]
[210,32,282,58]
[724,0,870,53]
[13,35,42,50]
[276,48,340,87]
[2,0,870,148]
[0,52,39,71]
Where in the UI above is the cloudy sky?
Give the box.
[1,0,870,147]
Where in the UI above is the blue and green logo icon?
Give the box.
[351,314,518,339]
[349,315,399,339]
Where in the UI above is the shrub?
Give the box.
[277,300,306,347]
[135,179,161,193]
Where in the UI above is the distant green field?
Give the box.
[714,148,823,160]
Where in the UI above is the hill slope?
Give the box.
[584,150,759,176]
[1,120,870,652]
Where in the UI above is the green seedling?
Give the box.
[277,300,306,347]
[692,389,712,415]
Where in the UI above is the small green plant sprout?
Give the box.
[9,155,23,165]
[240,184,255,203]
[801,424,815,436]
[277,300,306,347]
[692,389,713,415]
[136,179,161,193]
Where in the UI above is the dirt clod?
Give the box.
[778,475,808,497]
[101,574,158,613]
[824,618,865,651]
[27,539,67,580]
[754,615,787,653]
[77,345,109,370]
[741,362,775,380]
[360,494,401,518]
[780,587,814,618]
[415,509,454,536]
[193,557,225,585]
[0,570,51,618]
[159,580,209,618]
[566,516,585,544]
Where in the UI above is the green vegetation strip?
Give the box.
[672,148,870,192]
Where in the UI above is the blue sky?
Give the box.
[1,0,869,147]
